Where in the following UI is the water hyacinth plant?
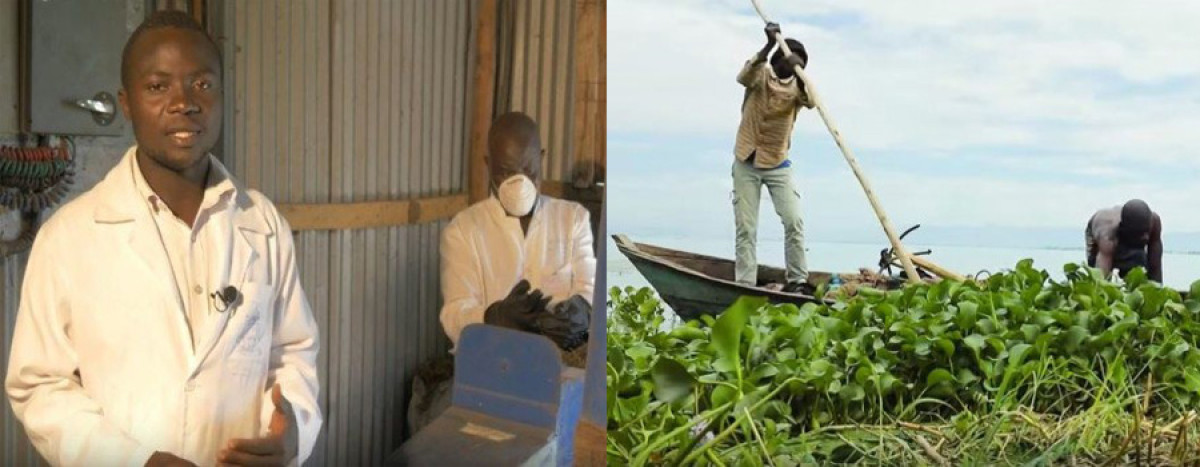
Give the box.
[608,261,1200,465]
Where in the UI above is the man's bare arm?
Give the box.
[1148,214,1163,282]
[1095,239,1116,279]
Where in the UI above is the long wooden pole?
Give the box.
[748,0,922,283]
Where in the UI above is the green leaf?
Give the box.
[838,382,866,402]
[1124,267,1147,289]
[1064,326,1088,352]
[668,325,707,341]
[926,368,957,386]
[807,359,834,380]
[625,344,654,360]
[934,338,955,357]
[1008,343,1033,367]
[1184,370,1200,393]
[650,358,695,403]
[1191,280,1200,301]
[712,296,764,380]
[964,334,986,352]
[1170,342,1191,359]
[749,364,780,382]
[712,384,738,407]
[957,301,979,330]
[1021,324,1041,343]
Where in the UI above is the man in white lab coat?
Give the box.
[440,111,595,350]
[408,112,594,434]
[5,11,321,467]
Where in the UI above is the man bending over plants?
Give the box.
[1085,199,1163,282]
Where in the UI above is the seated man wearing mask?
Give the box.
[1085,199,1163,282]
[440,111,594,350]
[408,112,594,433]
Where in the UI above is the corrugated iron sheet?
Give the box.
[496,0,584,185]
[1,0,484,464]
[222,1,472,464]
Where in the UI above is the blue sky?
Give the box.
[609,0,1200,250]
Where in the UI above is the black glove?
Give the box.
[534,295,591,351]
[764,22,781,44]
[483,280,552,332]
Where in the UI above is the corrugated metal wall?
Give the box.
[496,0,581,184]
[2,1,145,464]
[1,255,35,466]
[0,0,17,134]
[215,1,473,465]
[1,0,594,465]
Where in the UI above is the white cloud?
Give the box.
[611,0,1200,243]
[610,0,1200,166]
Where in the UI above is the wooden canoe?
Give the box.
[612,234,885,321]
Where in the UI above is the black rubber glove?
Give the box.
[764,22,781,44]
[534,295,591,351]
[484,280,552,332]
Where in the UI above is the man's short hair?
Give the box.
[771,38,808,68]
[1120,199,1153,234]
[121,10,221,88]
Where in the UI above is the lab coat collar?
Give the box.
[484,194,546,234]
[93,146,272,235]
[89,146,271,366]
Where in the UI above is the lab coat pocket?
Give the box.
[227,283,274,383]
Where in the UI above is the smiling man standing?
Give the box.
[5,11,321,467]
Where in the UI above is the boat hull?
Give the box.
[613,235,833,321]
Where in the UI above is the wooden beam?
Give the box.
[599,0,606,183]
[571,0,604,187]
[572,422,606,465]
[468,0,498,203]
[191,0,206,26]
[277,194,469,232]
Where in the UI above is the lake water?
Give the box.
[608,234,1200,293]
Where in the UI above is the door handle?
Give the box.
[73,91,117,126]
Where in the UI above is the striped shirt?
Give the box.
[734,54,814,169]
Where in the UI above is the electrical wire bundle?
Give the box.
[0,138,75,255]
[0,140,75,212]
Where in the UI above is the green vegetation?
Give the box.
[607,261,1200,465]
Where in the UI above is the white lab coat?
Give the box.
[5,148,322,467]
[439,196,596,347]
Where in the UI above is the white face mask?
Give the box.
[496,174,538,217]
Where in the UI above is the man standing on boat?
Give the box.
[1085,199,1163,282]
[731,22,815,295]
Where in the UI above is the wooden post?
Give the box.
[468,0,498,203]
[191,0,206,26]
[599,0,606,183]
[572,0,604,188]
